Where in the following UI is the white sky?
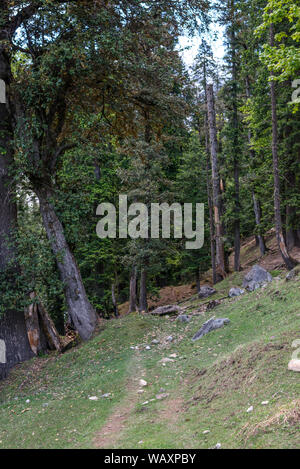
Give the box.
[178,23,225,69]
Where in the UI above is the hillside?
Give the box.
[0,238,299,449]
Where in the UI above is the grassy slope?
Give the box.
[0,272,299,449]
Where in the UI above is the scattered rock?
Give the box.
[26,399,30,404]
[151,339,159,345]
[160,357,174,364]
[169,353,177,358]
[198,286,216,299]
[151,305,182,316]
[139,379,148,387]
[156,393,169,400]
[89,396,99,401]
[203,430,210,435]
[214,443,222,449]
[192,317,230,341]
[261,401,269,405]
[177,315,191,323]
[243,265,272,292]
[166,336,174,342]
[229,287,245,298]
[246,406,254,413]
[206,300,221,311]
[286,265,300,282]
[100,393,111,398]
[42,403,49,408]
[288,359,300,372]
[145,346,151,350]
[137,390,144,394]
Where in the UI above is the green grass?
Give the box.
[0,272,299,449]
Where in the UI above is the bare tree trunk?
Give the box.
[202,60,217,284]
[111,282,118,317]
[229,6,241,272]
[36,188,97,340]
[128,266,137,313]
[206,84,226,282]
[245,76,267,256]
[270,24,297,270]
[0,29,34,379]
[139,269,148,313]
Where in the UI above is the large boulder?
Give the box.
[229,287,245,298]
[192,317,230,341]
[151,305,182,316]
[286,265,300,282]
[198,286,216,299]
[243,265,272,292]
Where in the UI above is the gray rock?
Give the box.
[198,286,216,299]
[177,314,191,323]
[192,317,230,341]
[166,335,174,342]
[229,287,245,298]
[243,265,272,291]
[286,265,300,282]
[151,305,182,316]
[206,300,221,311]
[151,339,159,345]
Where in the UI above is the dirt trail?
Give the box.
[93,353,145,448]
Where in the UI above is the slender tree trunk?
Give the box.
[229,6,241,272]
[245,76,267,256]
[270,24,297,270]
[139,269,148,313]
[111,282,118,317]
[206,84,226,282]
[36,187,97,340]
[128,266,137,313]
[0,28,34,379]
[203,60,217,284]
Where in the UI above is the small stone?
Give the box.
[89,396,99,401]
[160,357,174,364]
[261,401,269,405]
[137,390,144,394]
[26,399,30,404]
[203,430,210,435]
[42,403,49,408]
[156,393,169,400]
[246,406,254,413]
[138,441,143,445]
[151,339,159,345]
[288,359,300,372]
[145,346,151,350]
[166,336,173,342]
[215,443,222,449]
[139,379,148,387]
[100,393,111,398]
[169,353,177,358]
[142,401,149,405]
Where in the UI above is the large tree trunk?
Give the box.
[0,29,34,380]
[128,266,137,313]
[206,84,226,282]
[270,24,297,271]
[245,76,267,256]
[36,188,97,340]
[139,269,148,313]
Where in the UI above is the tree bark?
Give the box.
[270,24,297,270]
[139,269,148,313]
[111,282,119,317]
[36,188,97,340]
[128,266,138,313]
[206,84,226,282]
[0,18,34,379]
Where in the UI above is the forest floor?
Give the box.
[0,235,299,449]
